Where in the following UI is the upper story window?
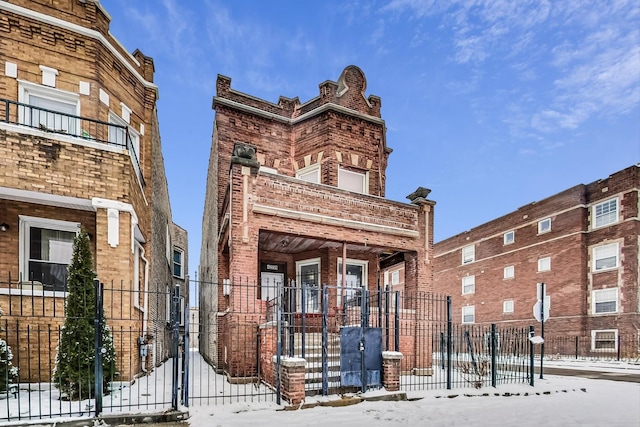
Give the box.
[296,164,320,184]
[593,198,618,228]
[109,112,140,160]
[503,300,514,314]
[462,245,475,264]
[504,265,514,279]
[592,288,618,314]
[462,275,475,295]
[538,256,551,272]
[338,167,368,194]
[19,215,79,292]
[173,248,184,279]
[538,218,551,234]
[592,243,619,272]
[503,231,514,245]
[18,80,80,134]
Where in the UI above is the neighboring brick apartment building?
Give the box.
[0,0,187,380]
[200,65,435,376]
[434,165,639,352]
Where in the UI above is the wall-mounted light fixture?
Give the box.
[0,223,9,232]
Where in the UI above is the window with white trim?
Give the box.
[593,198,618,228]
[591,329,617,351]
[503,230,514,245]
[462,305,475,324]
[19,216,79,292]
[173,248,184,278]
[592,288,618,314]
[462,245,475,264]
[391,270,400,285]
[18,80,80,134]
[504,265,514,279]
[109,112,140,159]
[296,164,320,184]
[296,258,321,313]
[503,300,514,313]
[538,257,551,272]
[538,218,551,234]
[462,275,475,295]
[337,258,368,307]
[338,167,368,194]
[592,243,619,272]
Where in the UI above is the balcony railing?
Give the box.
[1,98,145,188]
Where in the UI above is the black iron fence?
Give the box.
[0,98,144,187]
[542,334,639,361]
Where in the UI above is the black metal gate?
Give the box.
[340,326,382,391]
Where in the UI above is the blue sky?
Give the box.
[100,0,639,277]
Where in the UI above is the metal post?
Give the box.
[384,287,390,351]
[360,288,368,393]
[322,286,329,396]
[183,301,190,407]
[540,282,545,380]
[394,291,400,352]
[276,286,282,405]
[575,336,578,359]
[617,334,621,361]
[446,296,452,390]
[491,323,497,388]
[171,285,180,410]
[440,332,445,370]
[93,279,103,417]
[377,277,382,329]
[301,282,306,359]
[289,284,294,357]
[529,325,534,387]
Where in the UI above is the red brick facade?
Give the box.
[434,165,639,350]
[0,0,186,380]
[200,66,435,375]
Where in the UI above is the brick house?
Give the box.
[0,0,187,381]
[199,65,435,377]
[434,165,639,352]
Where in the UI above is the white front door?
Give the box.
[261,272,283,302]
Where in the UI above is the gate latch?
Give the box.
[359,341,365,352]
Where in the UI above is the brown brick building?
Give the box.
[199,66,435,376]
[434,165,639,352]
[0,0,187,381]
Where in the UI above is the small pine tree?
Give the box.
[54,229,116,400]
[0,307,18,392]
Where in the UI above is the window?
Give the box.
[593,243,619,272]
[338,167,367,194]
[462,305,475,324]
[391,270,400,285]
[503,300,514,313]
[109,112,140,159]
[173,248,184,278]
[462,245,475,264]
[593,198,618,228]
[296,164,320,184]
[19,216,79,292]
[462,275,475,295]
[503,231,514,245]
[592,288,618,314]
[296,259,321,313]
[591,330,617,351]
[538,218,551,234]
[18,80,80,134]
[504,265,514,279]
[338,258,368,306]
[538,257,551,272]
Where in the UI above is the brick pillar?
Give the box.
[382,351,403,391]
[275,357,306,405]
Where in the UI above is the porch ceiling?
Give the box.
[258,230,392,256]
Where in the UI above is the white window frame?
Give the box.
[391,270,400,286]
[538,218,551,234]
[462,245,475,264]
[591,329,618,352]
[296,164,320,184]
[18,215,80,291]
[592,243,619,272]
[296,258,321,313]
[592,288,618,314]
[173,248,184,279]
[503,265,514,279]
[503,230,514,245]
[538,257,551,272]
[592,198,619,228]
[109,112,140,158]
[338,167,368,194]
[18,80,81,134]
[462,305,475,324]
[462,275,475,295]
[337,258,369,306]
[503,300,514,314]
